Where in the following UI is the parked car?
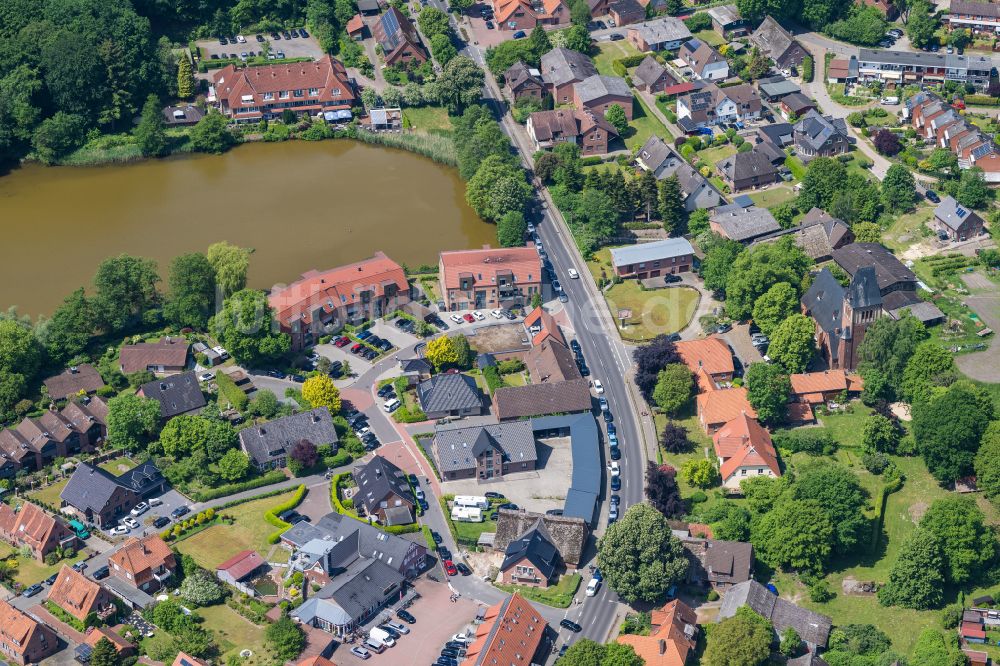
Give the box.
[350,646,371,659]
[123,516,140,529]
[335,336,351,347]
[558,291,569,303]
[608,461,620,477]
[93,565,110,580]
[438,546,452,560]
[611,476,621,491]
[607,422,616,436]
[593,379,604,394]
[72,561,87,572]
[386,621,410,635]
[664,274,682,284]
[546,508,564,516]
[300,27,310,37]
[610,445,621,461]
[110,525,129,536]
[609,504,619,522]
[357,329,372,340]
[586,578,602,596]
[431,530,443,544]
[152,516,170,529]
[22,584,43,597]
[131,502,149,516]
[463,313,475,323]
[485,20,495,28]
[512,30,527,38]
[485,491,505,499]
[570,340,581,354]
[490,309,504,319]
[472,310,486,321]
[599,396,609,412]
[560,619,582,632]
[444,560,458,576]
[609,32,624,40]
[925,189,940,203]
[456,563,472,576]
[397,609,417,624]
[172,506,190,519]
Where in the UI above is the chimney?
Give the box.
[69,366,78,374]
[659,640,667,655]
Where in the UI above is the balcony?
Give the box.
[153,569,173,584]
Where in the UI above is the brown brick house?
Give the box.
[0,599,59,665]
[717,148,781,192]
[493,0,571,31]
[433,420,537,482]
[498,519,559,588]
[573,74,633,120]
[540,48,597,105]
[373,7,428,66]
[0,396,109,475]
[608,238,695,279]
[527,109,618,155]
[49,565,115,624]
[438,244,542,311]
[633,56,678,93]
[934,196,985,241]
[109,535,177,593]
[60,463,143,529]
[0,502,76,562]
[504,61,545,102]
[119,337,189,375]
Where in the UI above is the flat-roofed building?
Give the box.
[609,238,694,279]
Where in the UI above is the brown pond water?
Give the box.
[0,139,493,317]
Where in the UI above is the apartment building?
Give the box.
[945,0,1000,33]
[438,245,542,311]
[857,48,992,90]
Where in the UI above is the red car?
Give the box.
[444,559,458,576]
[462,313,475,323]
[350,343,363,353]
[334,336,351,347]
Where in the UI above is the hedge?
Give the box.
[612,54,646,77]
[189,470,287,502]
[197,56,312,73]
[966,94,1000,106]
[483,366,504,394]
[264,484,307,543]
[330,473,420,534]
[579,156,603,166]
[392,405,428,423]
[215,372,248,411]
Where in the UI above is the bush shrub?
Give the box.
[215,372,248,411]
[690,491,708,503]
[497,359,525,374]
[189,470,287,502]
[263,484,307,544]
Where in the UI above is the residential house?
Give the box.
[239,407,338,471]
[751,207,854,261]
[526,109,619,155]
[676,82,761,130]
[627,17,693,51]
[504,61,546,102]
[827,56,859,83]
[679,39,729,81]
[109,535,176,593]
[0,502,76,562]
[116,461,167,499]
[137,372,206,419]
[858,0,897,18]
[540,48,597,104]
[208,55,357,122]
[756,121,794,149]
[0,396,109,474]
[697,388,756,433]
[635,136,725,210]
[717,149,781,192]
[682,537,754,588]
[617,600,698,666]
[608,238,695,279]
[709,203,781,241]
[374,7,428,65]
[523,306,566,347]
[609,0,646,26]
[433,419,537,481]
[216,550,267,586]
[756,74,801,101]
[633,56,678,93]
[494,508,588,566]
[399,357,433,385]
[573,74,633,120]
[525,339,581,383]
[438,244,542,311]
[172,653,209,666]
[800,267,883,372]
[789,369,863,406]
[675,337,735,392]
[346,14,366,39]
[492,0,571,31]
[0,599,59,665]
[353,455,416,526]
[119,337,189,375]
[708,4,748,37]
[44,364,106,400]
[60,463,150,528]
[793,110,851,162]
[750,16,808,69]
[460,594,548,666]
[858,48,992,90]
[719,580,832,649]
[416,373,486,420]
[946,0,1000,33]
[713,412,780,489]
[779,92,816,119]
[268,252,412,351]
[907,91,1000,182]
[934,195,986,241]
[493,379,593,421]
[49,565,115,624]
[82,627,136,660]
[498,519,560,588]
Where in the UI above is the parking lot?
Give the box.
[720,323,763,370]
[464,4,509,49]
[195,31,323,63]
[333,578,478,665]
[103,488,190,539]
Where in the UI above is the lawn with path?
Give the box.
[605,282,700,341]
[593,40,640,76]
[693,29,725,46]
[747,183,797,209]
[624,96,673,151]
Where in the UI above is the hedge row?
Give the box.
[161,508,218,541]
[215,372,248,411]
[802,55,814,83]
[189,469,287,502]
[329,473,421,535]
[611,54,647,77]
[966,94,1000,106]
[197,55,312,73]
[264,484,307,544]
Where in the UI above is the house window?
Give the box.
[332,87,342,95]
[308,87,319,96]
[279,91,290,99]
[294,89,304,97]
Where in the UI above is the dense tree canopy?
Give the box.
[703,607,773,666]
[158,414,236,460]
[766,314,816,374]
[212,289,291,367]
[699,235,745,296]
[645,462,684,518]
[918,497,995,585]
[556,639,643,666]
[724,237,810,321]
[93,254,161,333]
[858,313,927,403]
[652,363,694,415]
[744,362,790,425]
[165,253,217,330]
[751,282,799,337]
[790,461,868,555]
[633,335,680,402]
[597,503,688,603]
[974,422,1000,506]
[878,528,946,609]
[909,629,966,666]
[751,498,834,573]
[107,393,161,450]
[913,380,994,483]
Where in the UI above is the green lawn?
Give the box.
[882,205,934,252]
[786,403,875,449]
[197,603,269,664]
[0,541,86,587]
[693,29,725,47]
[402,106,453,135]
[784,155,807,181]
[99,457,136,475]
[27,479,68,508]
[696,143,737,167]
[624,95,673,151]
[496,573,582,608]
[452,515,497,545]
[175,489,300,569]
[604,282,699,342]
[594,40,641,76]
[747,183,797,209]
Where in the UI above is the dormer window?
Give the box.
[332,87,342,95]
[294,89,304,97]
[308,87,319,96]
[263,92,274,100]
[279,91,290,99]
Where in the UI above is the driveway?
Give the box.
[720,323,762,370]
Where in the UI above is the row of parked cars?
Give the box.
[352,618,417,659]
[216,28,309,45]
[345,407,381,451]
[210,50,285,61]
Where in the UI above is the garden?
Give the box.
[496,572,582,608]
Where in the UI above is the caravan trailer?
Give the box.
[451,506,484,523]
[453,495,489,510]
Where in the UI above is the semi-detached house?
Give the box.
[0,396,108,476]
[492,0,570,31]
[0,599,59,665]
[907,91,1000,182]
[210,55,358,123]
[110,535,177,593]
[540,48,597,104]
[0,502,76,561]
[676,83,761,131]
[527,108,618,155]
[945,0,1000,34]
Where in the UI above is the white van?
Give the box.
[383,398,401,413]
[148,497,163,507]
[586,578,602,597]
[363,638,386,653]
[369,627,396,647]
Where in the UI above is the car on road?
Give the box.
[560,619,582,632]
[608,461,620,477]
[512,30,527,38]
[455,563,472,576]
[599,396,609,412]
[568,268,579,279]
[485,491,505,500]
[172,506,190,519]
[152,516,170,529]
[609,504,619,523]
[443,560,458,576]
[664,273,682,284]
[463,313,475,323]
[93,565,110,580]
[593,379,604,394]
[397,609,416,624]
[350,646,371,660]
[123,516,140,529]
[610,445,620,461]
[22,584,43,597]
[611,475,621,491]
[586,578,602,596]
[472,310,486,321]
[603,410,613,423]
[558,291,569,303]
[431,530,443,544]
[131,502,149,516]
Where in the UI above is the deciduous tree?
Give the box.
[900,340,956,404]
[659,420,691,453]
[177,56,194,99]
[645,462,684,517]
[751,498,834,573]
[212,289,291,366]
[604,104,629,135]
[158,415,237,460]
[974,423,1000,506]
[497,211,528,247]
[767,314,815,373]
[136,94,168,157]
[165,253,216,330]
[265,617,305,661]
[216,448,250,482]
[106,394,161,451]
[791,461,869,555]
[93,254,161,332]
[913,380,994,482]
[301,375,341,414]
[207,241,253,298]
[744,362,789,424]
[724,237,810,321]
[632,335,680,402]
[652,363,694,415]
[798,157,848,211]
[680,459,720,488]
[919,496,995,584]
[190,111,236,153]
[878,529,946,609]
[909,629,966,666]
[881,163,917,212]
[852,221,882,243]
[466,155,532,222]
[290,439,319,469]
[40,288,95,364]
[751,282,798,337]
[699,236,744,296]
[597,503,688,603]
[861,413,900,454]
[872,129,901,156]
[703,607,772,666]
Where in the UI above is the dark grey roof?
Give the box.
[758,76,800,98]
[540,47,597,88]
[935,195,985,231]
[637,135,673,172]
[710,204,781,242]
[751,16,805,66]
[238,407,338,466]
[718,580,832,647]
[61,463,125,516]
[683,538,754,586]
[634,56,674,89]
[293,555,405,627]
[399,357,432,374]
[416,373,484,414]
[636,136,723,208]
[708,4,742,25]
[310,512,425,574]
[504,61,544,90]
[574,74,631,104]
[752,208,853,260]
[532,413,601,522]
[139,371,206,419]
[117,461,163,495]
[847,266,882,309]
[832,243,917,293]
[794,110,849,151]
[357,0,380,9]
[477,353,497,369]
[493,509,588,565]
[630,16,693,45]
[500,519,559,580]
[494,379,592,420]
[717,149,779,186]
[781,92,814,114]
[353,455,414,518]
[801,268,845,337]
[434,419,537,474]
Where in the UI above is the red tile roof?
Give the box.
[0,598,54,661]
[119,338,190,374]
[346,14,365,33]
[268,252,408,329]
[962,621,987,640]
[110,535,175,581]
[211,55,355,114]
[216,549,265,580]
[172,652,209,666]
[788,370,848,396]
[713,412,780,481]
[617,599,697,666]
[49,565,109,622]
[675,338,734,387]
[697,387,755,428]
[296,657,337,666]
[461,593,546,666]
[85,627,134,653]
[523,306,565,346]
[439,245,542,292]
[0,502,67,557]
